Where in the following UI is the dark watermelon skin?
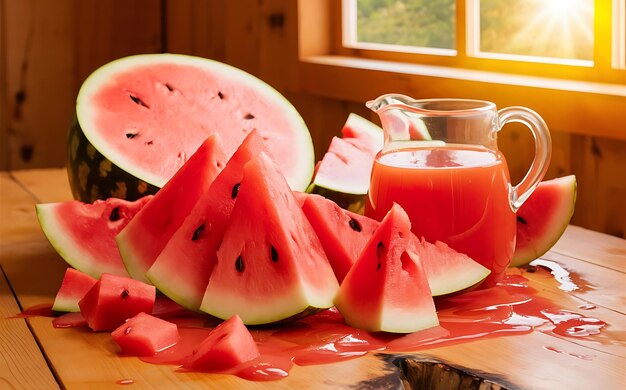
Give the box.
[67,119,160,203]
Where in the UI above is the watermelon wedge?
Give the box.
[147,131,267,310]
[200,153,339,325]
[334,203,439,333]
[36,196,152,278]
[69,53,314,202]
[511,175,577,267]
[300,193,378,283]
[117,134,227,283]
[52,268,98,312]
[308,114,383,213]
[411,237,490,297]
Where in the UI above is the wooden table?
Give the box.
[1,168,625,389]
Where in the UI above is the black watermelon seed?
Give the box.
[129,94,150,108]
[348,218,362,232]
[164,83,174,92]
[235,255,244,272]
[192,223,205,241]
[376,241,385,258]
[146,140,154,145]
[125,132,138,139]
[109,207,121,222]
[120,289,130,300]
[377,261,381,271]
[218,91,224,99]
[271,245,278,262]
[517,216,528,225]
[231,182,241,199]
[244,113,255,120]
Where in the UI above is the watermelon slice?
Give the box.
[200,153,339,325]
[79,274,156,331]
[340,113,384,157]
[52,268,98,312]
[36,196,152,278]
[334,203,439,333]
[112,312,179,356]
[117,134,227,283]
[147,131,267,310]
[308,114,383,213]
[69,53,313,202]
[300,193,378,283]
[183,315,260,371]
[511,175,577,267]
[411,237,490,297]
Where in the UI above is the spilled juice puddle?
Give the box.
[25,265,607,382]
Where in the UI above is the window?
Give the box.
[339,0,626,82]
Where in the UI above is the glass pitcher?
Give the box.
[366,94,551,286]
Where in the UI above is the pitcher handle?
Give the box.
[498,107,552,211]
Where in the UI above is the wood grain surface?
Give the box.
[0,169,624,389]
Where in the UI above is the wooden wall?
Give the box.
[1,0,625,238]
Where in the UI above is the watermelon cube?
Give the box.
[52,268,98,312]
[78,273,156,331]
[184,315,260,371]
[111,312,179,356]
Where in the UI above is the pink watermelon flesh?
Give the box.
[112,312,179,356]
[300,193,378,283]
[117,134,227,283]
[334,203,439,333]
[183,314,260,371]
[201,152,339,325]
[411,237,490,297]
[79,273,156,331]
[52,268,98,312]
[147,131,267,310]
[340,113,383,157]
[36,196,152,279]
[78,54,313,191]
[512,175,577,267]
[312,136,374,194]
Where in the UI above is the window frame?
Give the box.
[335,0,624,84]
[295,0,626,141]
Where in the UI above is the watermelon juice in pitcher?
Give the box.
[365,95,552,286]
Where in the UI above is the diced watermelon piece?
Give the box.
[300,193,378,283]
[146,131,266,310]
[52,268,98,312]
[183,315,259,371]
[334,204,439,333]
[36,196,152,278]
[79,274,156,331]
[201,153,339,325]
[117,134,228,283]
[111,312,179,356]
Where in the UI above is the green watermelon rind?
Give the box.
[510,175,577,267]
[76,53,314,192]
[36,204,109,279]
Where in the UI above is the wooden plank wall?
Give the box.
[1,0,624,238]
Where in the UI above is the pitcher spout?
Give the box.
[366,93,417,113]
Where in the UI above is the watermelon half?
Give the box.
[36,196,152,278]
[69,53,314,202]
[200,152,339,325]
[511,175,577,267]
